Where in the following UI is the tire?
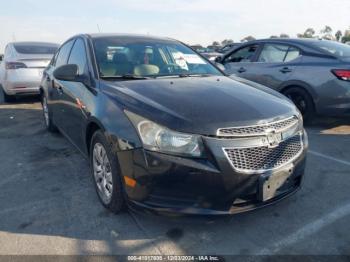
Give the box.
[90,130,126,213]
[1,85,15,103]
[283,87,315,123]
[42,95,58,132]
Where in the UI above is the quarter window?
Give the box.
[55,40,74,67]
[68,38,88,75]
[258,44,300,63]
[225,45,258,63]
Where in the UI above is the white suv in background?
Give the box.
[0,42,59,102]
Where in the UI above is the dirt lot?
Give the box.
[0,94,349,256]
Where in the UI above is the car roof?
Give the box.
[86,33,177,43]
[247,38,328,45]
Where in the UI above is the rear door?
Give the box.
[247,43,302,89]
[57,38,90,150]
[222,44,261,80]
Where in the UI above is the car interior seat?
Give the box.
[113,53,133,75]
[134,64,160,76]
[96,51,116,76]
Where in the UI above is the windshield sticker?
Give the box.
[172,52,188,69]
[183,54,206,64]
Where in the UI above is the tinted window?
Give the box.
[258,44,300,63]
[55,40,74,67]
[225,45,258,63]
[68,38,87,75]
[311,40,350,58]
[13,44,58,54]
[93,37,222,77]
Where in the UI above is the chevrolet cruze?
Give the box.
[40,34,308,215]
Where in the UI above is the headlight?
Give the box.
[125,110,203,157]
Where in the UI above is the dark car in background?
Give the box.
[216,39,350,120]
[217,43,241,54]
[40,33,307,215]
[197,47,222,61]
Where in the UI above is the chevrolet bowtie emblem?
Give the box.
[265,128,282,148]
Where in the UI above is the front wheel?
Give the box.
[283,87,315,123]
[90,130,126,213]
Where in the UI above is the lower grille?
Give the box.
[224,134,303,173]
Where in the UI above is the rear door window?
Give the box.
[258,44,300,63]
[284,47,300,62]
[13,44,58,55]
[55,40,75,67]
[224,45,259,63]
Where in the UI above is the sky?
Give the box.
[0,0,350,52]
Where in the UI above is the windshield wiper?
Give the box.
[100,74,151,80]
[153,73,214,79]
[179,73,214,78]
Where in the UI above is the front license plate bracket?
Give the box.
[258,164,294,202]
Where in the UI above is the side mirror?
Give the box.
[215,56,223,63]
[53,64,79,81]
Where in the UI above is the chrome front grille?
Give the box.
[224,134,303,173]
[217,116,299,137]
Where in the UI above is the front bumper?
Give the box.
[117,134,307,215]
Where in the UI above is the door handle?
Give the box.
[280,67,292,73]
[237,67,246,73]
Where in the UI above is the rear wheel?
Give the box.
[1,86,15,103]
[90,130,126,213]
[42,95,58,132]
[283,87,315,123]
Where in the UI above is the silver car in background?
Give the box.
[0,42,59,102]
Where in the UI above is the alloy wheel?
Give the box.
[42,97,49,127]
[93,143,113,204]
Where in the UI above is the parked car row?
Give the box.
[0,33,349,216]
[190,43,241,61]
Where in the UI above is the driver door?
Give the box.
[222,44,261,80]
[56,38,90,150]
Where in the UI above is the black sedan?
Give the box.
[40,34,308,215]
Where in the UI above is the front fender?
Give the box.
[87,92,142,155]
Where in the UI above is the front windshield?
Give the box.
[311,40,350,58]
[92,37,222,78]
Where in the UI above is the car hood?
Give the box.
[103,76,298,135]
